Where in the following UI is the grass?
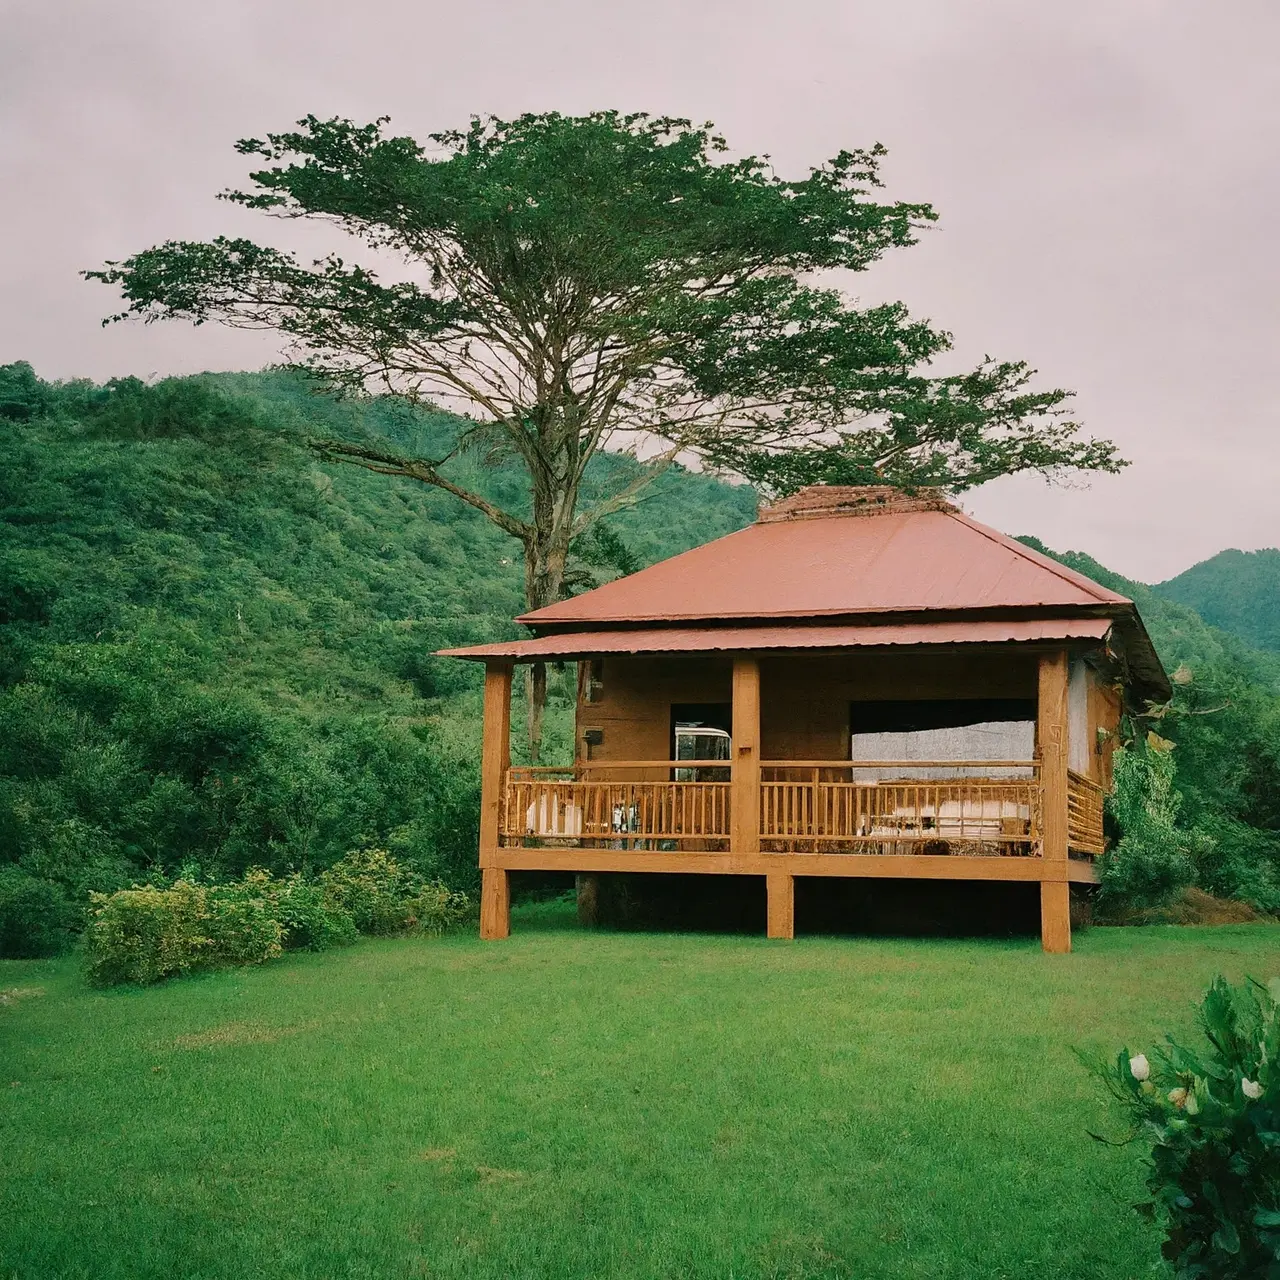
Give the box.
[2,905,1278,1280]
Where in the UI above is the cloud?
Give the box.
[3,0,1277,579]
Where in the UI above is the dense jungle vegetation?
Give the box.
[1,362,1277,954]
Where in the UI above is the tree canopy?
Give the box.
[88,110,1125,747]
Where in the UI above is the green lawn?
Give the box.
[3,907,1278,1280]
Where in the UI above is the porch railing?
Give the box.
[759,761,1041,856]
[503,763,731,850]
[502,760,1066,857]
[1067,769,1106,856]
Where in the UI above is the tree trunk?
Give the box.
[522,507,575,761]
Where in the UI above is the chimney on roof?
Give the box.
[756,484,958,523]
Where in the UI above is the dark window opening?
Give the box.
[671,703,732,781]
[579,659,605,704]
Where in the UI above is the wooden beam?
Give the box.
[479,867,510,940]
[766,873,795,939]
[730,656,761,862]
[478,660,513,871]
[1038,649,1071,953]
[490,849,1062,881]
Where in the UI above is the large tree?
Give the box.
[89,110,1124,749]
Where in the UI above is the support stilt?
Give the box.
[766,872,795,939]
[1040,881,1070,954]
[480,868,510,940]
[576,872,600,926]
[478,660,512,940]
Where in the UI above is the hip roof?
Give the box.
[520,498,1128,627]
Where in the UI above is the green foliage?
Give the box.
[0,866,75,958]
[317,847,469,937]
[405,878,473,936]
[318,847,422,936]
[81,856,470,985]
[202,871,287,967]
[1,365,749,917]
[0,360,53,422]
[271,873,358,950]
[1100,975,1280,1278]
[1158,548,1280,655]
[1098,745,1200,911]
[84,881,212,986]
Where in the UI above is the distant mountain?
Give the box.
[1014,537,1280,691]
[1153,549,1280,654]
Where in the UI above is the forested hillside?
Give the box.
[1,362,1277,953]
[0,364,753,941]
[1154,547,1280,654]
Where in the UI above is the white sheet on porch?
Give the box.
[849,720,1035,780]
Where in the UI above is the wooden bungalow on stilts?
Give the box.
[441,486,1170,952]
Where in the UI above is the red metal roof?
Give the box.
[520,503,1128,626]
[439,618,1114,662]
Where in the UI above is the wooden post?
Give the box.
[480,868,511,941]
[479,660,513,940]
[731,656,761,861]
[766,873,794,940]
[576,872,600,926]
[1038,649,1071,954]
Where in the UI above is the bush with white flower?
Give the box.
[1098,976,1280,1278]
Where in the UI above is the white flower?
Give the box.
[1242,1078,1263,1100]
[1129,1054,1150,1082]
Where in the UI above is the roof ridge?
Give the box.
[757,484,956,523]
[944,508,1129,607]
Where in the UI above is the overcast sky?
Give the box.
[3,0,1277,582]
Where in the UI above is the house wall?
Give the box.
[575,647,1052,769]
[1086,665,1124,787]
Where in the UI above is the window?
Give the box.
[849,698,1036,779]
[579,659,605,704]
[671,703,732,781]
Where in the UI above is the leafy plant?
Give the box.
[203,871,285,967]
[84,881,211,986]
[270,873,358,950]
[319,847,424,936]
[0,866,76,958]
[1098,743,1200,912]
[1097,975,1280,1278]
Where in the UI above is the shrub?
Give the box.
[1098,745,1199,912]
[84,881,211,985]
[320,848,421,936]
[406,880,473,935]
[1097,975,1280,1278]
[203,871,284,967]
[271,873,357,951]
[0,866,75,958]
[81,855,467,986]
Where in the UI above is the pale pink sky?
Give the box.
[3,0,1277,582]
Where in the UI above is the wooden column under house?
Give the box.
[443,486,1170,953]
